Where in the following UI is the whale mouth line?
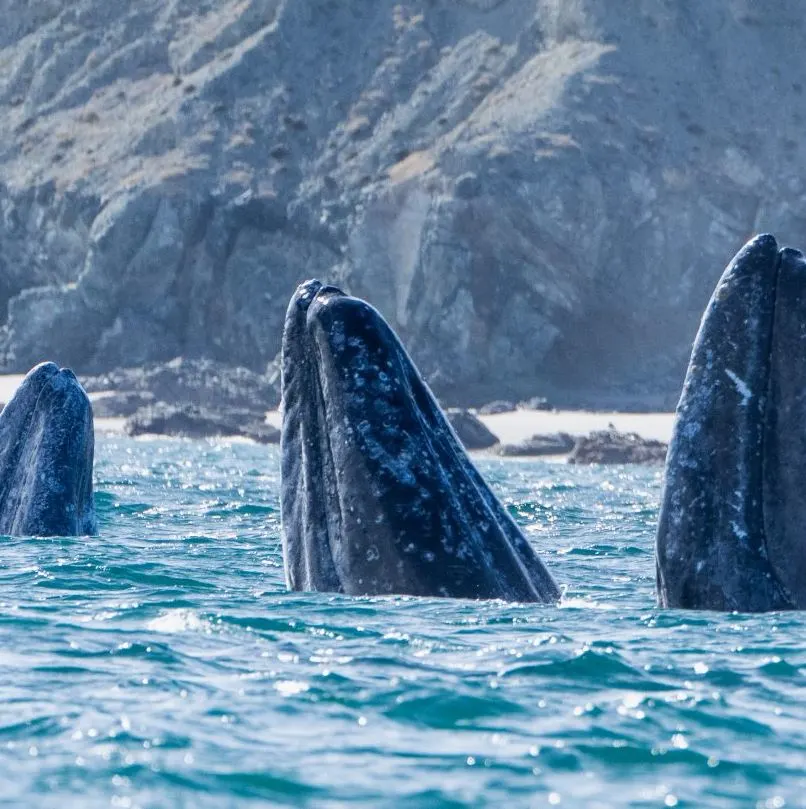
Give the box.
[308,311,346,591]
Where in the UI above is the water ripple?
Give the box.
[0,441,803,807]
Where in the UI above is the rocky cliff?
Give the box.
[1,0,804,405]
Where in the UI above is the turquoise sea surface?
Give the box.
[0,436,803,808]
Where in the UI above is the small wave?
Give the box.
[559,597,616,610]
[147,609,208,634]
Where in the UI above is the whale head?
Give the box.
[656,234,806,611]
[280,280,559,602]
[0,362,96,536]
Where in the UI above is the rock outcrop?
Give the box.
[478,400,517,415]
[568,430,668,465]
[2,1,806,404]
[496,432,575,457]
[92,390,155,417]
[125,403,279,444]
[446,409,499,450]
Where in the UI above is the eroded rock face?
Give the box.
[2,2,806,402]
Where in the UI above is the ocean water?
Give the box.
[0,437,803,809]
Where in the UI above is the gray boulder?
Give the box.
[496,432,575,457]
[445,409,499,450]
[92,390,156,418]
[125,403,280,444]
[518,396,551,412]
[478,400,517,415]
[568,430,668,465]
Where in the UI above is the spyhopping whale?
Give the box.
[280,280,560,603]
[656,234,806,611]
[0,362,97,536]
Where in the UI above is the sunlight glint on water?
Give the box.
[0,437,802,808]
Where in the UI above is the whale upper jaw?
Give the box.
[280,279,560,603]
[0,362,96,537]
[656,234,806,612]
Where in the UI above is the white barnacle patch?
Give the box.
[681,420,701,440]
[730,521,748,541]
[331,320,345,351]
[724,369,752,406]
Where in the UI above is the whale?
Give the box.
[280,280,560,602]
[656,234,806,611]
[0,362,97,536]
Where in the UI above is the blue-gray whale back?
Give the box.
[0,362,97,537]
[656,234,806,611]
[280,280,560,602]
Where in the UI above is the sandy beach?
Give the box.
[0,374,676,445]
[476,409,675,444]
[266,408,676,445]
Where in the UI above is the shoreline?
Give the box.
[476,409,675,445]
[114,408,676,447]
[0,375,676,446]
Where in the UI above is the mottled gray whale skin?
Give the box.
[0,362,97,536]
[656,234,806,611]
[280,280,560,602]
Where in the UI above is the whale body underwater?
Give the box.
[0,362,96,537]
[656,234,806,612]
[279,279,560,602]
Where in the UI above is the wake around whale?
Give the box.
[280,280,560,603]
[0,362,97,537]
[656,234,806,612]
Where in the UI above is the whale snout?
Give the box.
[289,279,348,316]
[290,279,324,314]
[57,368,79,384]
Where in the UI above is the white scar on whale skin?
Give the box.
[724,369,752,406]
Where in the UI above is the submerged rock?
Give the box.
[445,409,499,450]
[125,403,280,444]
[496,433,575,457]
[569,430,668,465]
